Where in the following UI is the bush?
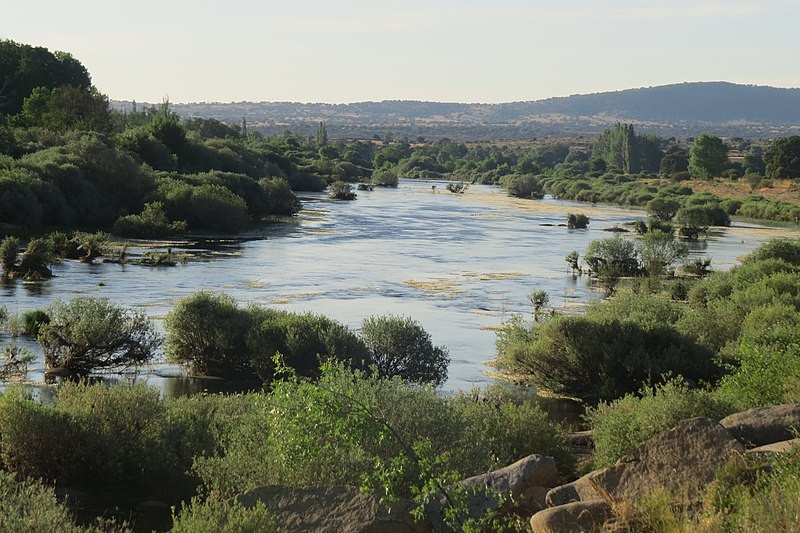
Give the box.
[496,309,719,402]
[39,297,160,375]
[193,364,573,500]
[0,235,19,276]
[584,236,639,276]
[567,213,589,229]
[371,169,399,187]
[165,292,371,382]
[586,380,736,468]
[113,201,187,238]
[259,177,300,216]
[20,309,49,336]
[164,292,256,378]
[328,180,356,200]
[0,471,118,532]
[172,498,278,533]
[359,315,450,386]
[501,173,543,199]
[744,238,800,266]
[637,230,688,277]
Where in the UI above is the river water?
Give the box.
[0,180,789,399]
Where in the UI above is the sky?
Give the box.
[3,0,799,104]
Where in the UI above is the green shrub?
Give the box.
[359,315,449,386]
[194,364,573,500]
[328,180,356,200]
[371,169,399,187]
[744,238,800,266]
[112,201,187,238]
[39,297,160,375]
[584,236,639,276]
[171,498,278,533]
[0,235,19,276]
[164,292,256,378]
[501,173,544,199]
[259,177,300,216]
[496,307,719,402]
[165,292,371,382]
[586,380,736,468]
[20,309,49,336]
[567,213,589,229]
[0,471,121,532]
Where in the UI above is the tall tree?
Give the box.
[764,136,800,180]
[316,121,328,147]
[689,134,728,179]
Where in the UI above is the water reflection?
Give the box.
[0,181,790,397]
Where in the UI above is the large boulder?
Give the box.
[746,438,800,455]
[545,473,600,507]
[530,500,613,533]
[720,404,800,447]
[588,417,743,505]
[427,454,560,531]
[235,485,429,533]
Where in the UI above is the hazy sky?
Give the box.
[4,0,798,104]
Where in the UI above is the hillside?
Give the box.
[112,82,800,140]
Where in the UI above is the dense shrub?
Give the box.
[165,292,370,382]
[586,380,736,468]
[39,297,160,375]
[259,177,300,216]
[501,173,544,199]
[171,498,277,533]
[328,180,356,200]
[164,292,256,378]
[0,471,120,533]
[113,201,187,238]
[370,169,399,187]
[496,314,718,402]
[567,213,589,229]
[359,315,450,386]
[744,238,800,266]
[193,364,573,500]
[584,236,640,276]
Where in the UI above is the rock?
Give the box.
[545,473,600,507]
[530,500,613,533]
[720,404,800,447]
[236,485,428,533]
[426,454,560,531]
[746,438,800,455]
[588,417,743,505]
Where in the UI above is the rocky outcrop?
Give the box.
[544,473,600,507]
[530,500,613,533]
[588,417,743,505]
[236,485,428,533]
[424,454,560,531]
[746,438,800,455]
[720,404,800,447]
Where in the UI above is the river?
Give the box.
[0,180,789,399]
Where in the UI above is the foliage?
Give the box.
[567,213,589,229]
[495,307,719,402]
[359,315,450,386]
[586,380,736,468]
[565,250,580,271]
[193,364,574,502]
[584,236,639,277]
[689,135,728,179]
[0,236,19,276]
[501,173,543,198]
[593,123,662,173]
[165,292,370,382]
[446,181,469,194]
[646,197,681,221]
[328,180,356,200]
[171,498,278,533]
[113,201,187,238]
[764,135,800,180]
[371,169,399,187]
[0,471,123,533]
[528,290,550,322]
[38,297,160,375]
[637,230,688,276]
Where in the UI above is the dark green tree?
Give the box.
[764,136,800,180]
[689,135,728,179]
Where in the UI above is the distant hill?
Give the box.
[112,82,800,140]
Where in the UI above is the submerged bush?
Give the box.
[39,297,160,375]
[359,315,449,386]
[165,292,370,382]
[113,201,188,238]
